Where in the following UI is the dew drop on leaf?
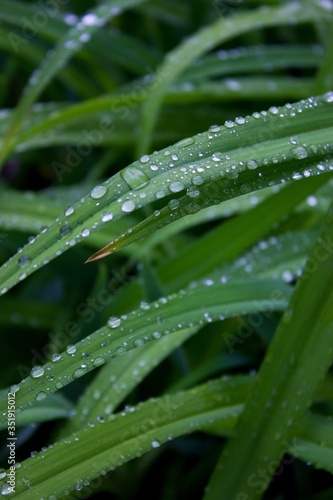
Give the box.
[36,391,47,402]
[121,200,135,213]
[176,137,195,149]
[81,228,90,237]
[139,154,150,164]
[65,206,74,216]
[121,166,150,189]
[101,212,113,222]
[31,366,44,378]
[66,345,76,355]
[18,255,30,268]
[169,181,184,193]
[247,160,258,170]
[108,316,121,328]
[91,185,107,199]
[291,146,308,159]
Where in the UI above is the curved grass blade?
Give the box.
[0,0,147,166]
[58,327,198,438]
[1,377,333,498]
[204,201,333,500]
[138,0,332,155]
[0,376,252,499]
[1,94,333,295]
[86,171,331,265]
[0,279,291,428]
[180,44,322,82]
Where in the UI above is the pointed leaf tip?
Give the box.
[85,247,114,263]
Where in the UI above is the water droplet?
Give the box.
[101,212,113,222]
[139,155,150,163]
[156,190,165,199]
[59,225,72,238]
[79,33,91,43]
[93,357,105,367]
[66,345,76,355]
[91,185,107,199]
[306,196,318,207]
[151,439,160,448]
[176,137,195,149]
[212,152,223,162]
[36,391,47,402]
[225,120,235,128]
[291,146,308,159]
[51,353,61,362]
[209,125,221,133]
[73,368,86,379]
[108,316,121,328]
[171,154,179,161]
[0,470,6,480]
[121,167,150,189]
[64,13,78,25]
[9,385,20,393]
[82,13,102,26]
[324,91,333,102]
[150,164,158,171]
[235,116,245,125]
[247,160,258,170]
[268,106,279,115]
[31,366,44,378]
[168,199,179,210]
[65,206,74,216]
[225,78,241,91]
[81,228,90,237]
[169,181,184,193]
[18,255,30,268]
[1,484,13,496]
[121,200,135,213]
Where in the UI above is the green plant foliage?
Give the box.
[1,1,333,499]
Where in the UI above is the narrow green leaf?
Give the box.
[204,201,333,500]
[0,279,290,428]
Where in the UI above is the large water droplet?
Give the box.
[18,255,30,268]
[121,200,135,213]
[139,155,150,164]
[169,181,184,193]
[108,316,121,328]
[1,484,13,496]
[59,225,72,238]
[31,366,44,378]
[65,206,74,216]
[36,391,47,402]
[66,345,76,355]
[176,137,195,149]
[247,159,258,170]
[81,228,90,237]
[291,146,308,159]
[101,212,113,222]
[121,167,150,189]
[91,185,107,199]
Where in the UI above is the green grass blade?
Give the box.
[204,202,333,500]
[0,0,147,166]
[0,279,290,428]
[138,0,332,155]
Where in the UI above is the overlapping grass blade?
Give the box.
[0,0,147,166]
[0,279,291,427]
[138,0,332,155]
[204,202,333,500]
